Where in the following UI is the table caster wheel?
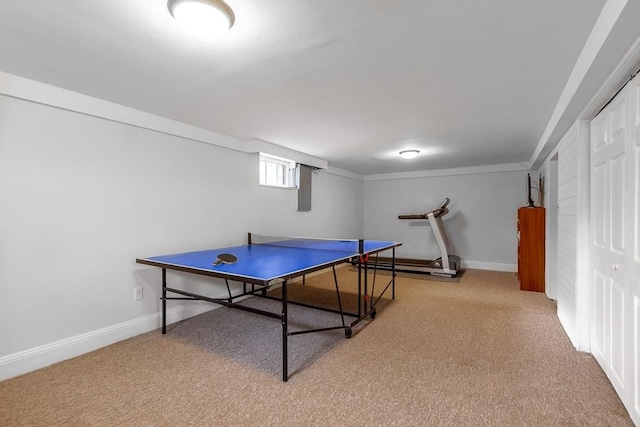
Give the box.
[345,327,352,339]
[370,309,377,320]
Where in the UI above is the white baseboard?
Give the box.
[557,305,579,350]
[0,267,345,381]
[0,301,217,381]
[462,260,517,272]
[0,261,514,381]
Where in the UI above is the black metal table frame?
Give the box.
[137,239,398,382]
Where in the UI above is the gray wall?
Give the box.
[0,94,363,376]
[363,170,526,270]
[0,78,525,379]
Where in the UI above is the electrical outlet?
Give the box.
[133,287,143,301]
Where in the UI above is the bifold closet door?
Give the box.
[590,73,639,423]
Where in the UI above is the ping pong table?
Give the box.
[136,233,401,381]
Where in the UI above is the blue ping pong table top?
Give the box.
[139,239,400,283]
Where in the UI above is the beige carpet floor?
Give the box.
[0,268,633,426]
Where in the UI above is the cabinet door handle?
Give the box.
[612,264,619,271]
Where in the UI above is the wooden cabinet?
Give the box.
[517,207,545,292]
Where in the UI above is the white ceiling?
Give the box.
[1,0,639,175]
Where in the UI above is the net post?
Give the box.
[357,256,362,316]
[248,232,252,245]
[363,244,368,316]
[358,239,364,317]
[392,246,396,300]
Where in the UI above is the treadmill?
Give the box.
[354,198,460,278]
[395,198,460,277]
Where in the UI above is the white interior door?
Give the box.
[590,73,639,424]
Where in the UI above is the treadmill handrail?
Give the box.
[431,207,449,218]
[398,198,450,220]
[398,214,427,220]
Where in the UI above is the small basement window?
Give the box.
[259,153,297,188]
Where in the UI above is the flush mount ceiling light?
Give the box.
[168,0,235,36]
[399,150,420,159]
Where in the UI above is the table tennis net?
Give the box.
[250,234,362,253]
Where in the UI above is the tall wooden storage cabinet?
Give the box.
[517,207,545,292]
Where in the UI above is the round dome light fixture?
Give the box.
[168,0,235,36]
[399,150,420,159]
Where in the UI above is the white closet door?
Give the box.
[630,74,639,424]
[591,107,610,368]
[608,93,628,393]
[590,73,639,424]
